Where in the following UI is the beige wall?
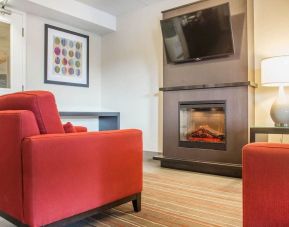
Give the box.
[254,0,289,127]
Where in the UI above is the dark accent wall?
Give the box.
[162,0,254,87]
[160,0,255,177]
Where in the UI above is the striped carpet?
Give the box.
[0,165,242,227]
[77,167,242,227]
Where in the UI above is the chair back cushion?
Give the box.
[0,91,64,134]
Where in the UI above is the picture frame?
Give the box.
[44,24,89,87]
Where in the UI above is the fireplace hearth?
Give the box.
[179,101,226,150]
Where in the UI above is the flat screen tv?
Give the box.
[160,3,234,64]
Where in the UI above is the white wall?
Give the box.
[254,0,289,127]
[25,14,102,130]
[101,0,198,152]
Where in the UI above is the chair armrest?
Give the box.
[0,110,40,222]
[21,129,142,226]
[243,142,289,226]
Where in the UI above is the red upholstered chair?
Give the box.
[243,143,289,226]
[0,91,142,227]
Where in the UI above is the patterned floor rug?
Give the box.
[73,168,242,227]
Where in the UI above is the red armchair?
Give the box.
[243,143,289,226]
[0,91,143,227]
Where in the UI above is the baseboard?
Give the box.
[153,155,242,178]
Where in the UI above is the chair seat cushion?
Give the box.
[0,91,64,134]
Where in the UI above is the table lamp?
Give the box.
[261,56,289,127]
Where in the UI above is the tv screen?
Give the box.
[161,3,234,63]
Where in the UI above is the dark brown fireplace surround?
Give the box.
[155,0,255,178]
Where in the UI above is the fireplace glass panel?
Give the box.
[179,101,226,150]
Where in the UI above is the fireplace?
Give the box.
[179,101,226,150]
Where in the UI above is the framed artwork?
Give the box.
[44,24,89,87]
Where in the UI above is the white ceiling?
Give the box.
[8,0,117,34]
[75,0,165,16]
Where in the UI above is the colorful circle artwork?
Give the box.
[76,69,81,76]
[54,47,61,55]
[54,37,60,45]
[52,36,83,77]
[69,50,74,58]
[62,58,68,65]
[55,57,60,64]
[68,59,74,66]
[75,51,81,59]
[61,38,67,46]
[62,67,67,75]
[69,68,74,75]
[62,48,67,56]
[55,66,60,73]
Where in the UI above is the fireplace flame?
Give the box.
[187,125,225,143]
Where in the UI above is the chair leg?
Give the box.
[132,193,141,212]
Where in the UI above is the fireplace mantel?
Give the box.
[160,81,257,92]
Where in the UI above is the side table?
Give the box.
[250,127,289,142]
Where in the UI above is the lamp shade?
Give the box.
[261,56,289,87]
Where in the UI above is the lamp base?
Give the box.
[270,86,289,127]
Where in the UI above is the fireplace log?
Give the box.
[189,125,225,140]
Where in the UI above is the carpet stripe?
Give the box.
[143,189,241,217]
[144,174,241,191]
[142,196,241,221]
[95,212,142,227]
[141,202,239,227]
[144,172,241,193]
[144,185,241,207]
[144,179,241,201]
[140,204,216,227]
[105,213,144,227]
[110,208,168,227]
[114,203,213,227]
